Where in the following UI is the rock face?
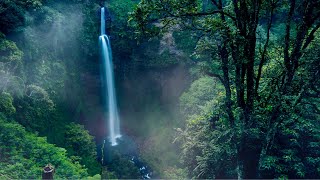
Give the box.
[42,164,54,180]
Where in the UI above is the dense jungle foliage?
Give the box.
[0,0,319,179]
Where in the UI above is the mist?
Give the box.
[2,0,318,179]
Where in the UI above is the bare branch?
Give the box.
[255,1,276,94]
[283,0,296,70]
[302,23,320,50]
[207,72,224,85]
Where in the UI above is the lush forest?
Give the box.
[0,0,319,179]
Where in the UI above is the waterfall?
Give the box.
[99,7,121,146]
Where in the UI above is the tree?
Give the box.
[0,117,89,179]
[131,0,320,178]
[0,92,16,116]
[0,34,24,97]
[64,123,101,175]
[0,0,104,178]
[14,85,55,134]
[0,0,42,33]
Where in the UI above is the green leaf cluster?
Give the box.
[0,116,88,179]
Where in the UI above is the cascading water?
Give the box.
[99,7,121,146]
[98,7,152,179]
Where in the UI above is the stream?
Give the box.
[97,135,153,179]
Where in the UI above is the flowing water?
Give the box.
[98,135,154,179]
[99,7,121,146]
[98,7,153,179]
